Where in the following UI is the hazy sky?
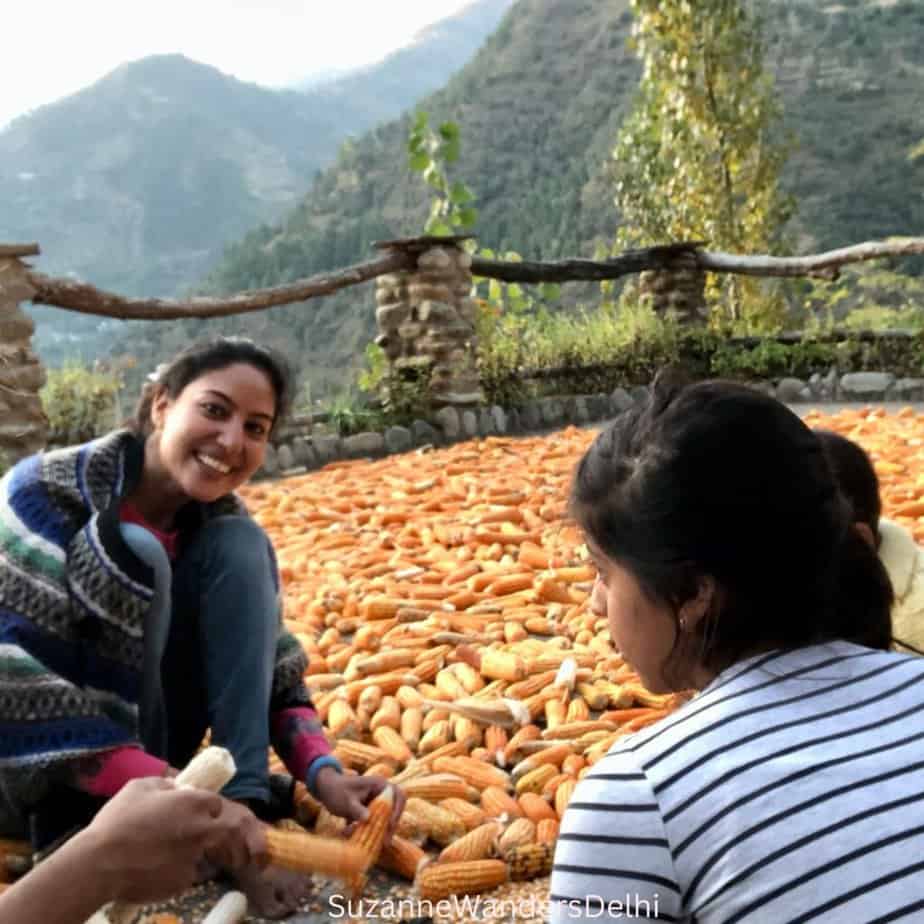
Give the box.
[0,0,475,128]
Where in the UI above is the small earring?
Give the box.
[679,616,687,632]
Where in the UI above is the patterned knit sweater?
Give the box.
[0,430,317,833]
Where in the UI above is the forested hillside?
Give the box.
[78,1,924,389]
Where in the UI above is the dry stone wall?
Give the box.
[638,257,707,323]
[374,243,483,406]
[0,257,48,464]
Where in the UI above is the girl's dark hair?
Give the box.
[570,373,893,688]
[815,429,881,533]
[129,337,293,437]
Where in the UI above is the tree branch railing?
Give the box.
[22,250,414,320]
[7,236,924,321]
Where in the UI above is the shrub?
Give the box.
[41,362,122,445]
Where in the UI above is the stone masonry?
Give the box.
[637,250,707,323]
[374,239,483,407]
[0,254,48,464]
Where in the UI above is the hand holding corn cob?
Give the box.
[312,766,406,838]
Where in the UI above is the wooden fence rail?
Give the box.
[11,236,924,322]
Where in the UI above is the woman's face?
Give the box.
[588,543,680,693]
[150,362,276,502]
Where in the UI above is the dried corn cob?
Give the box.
[496,817,536,854]
[506,842,554,880]
[416,859,508,902]
[503,724,541,764]
[404,798,466,846]
[372,726,413,764]
[377,835,431,881]
[201,891,247,924]
[418,719,451,754]
[327,699,360,739]
[481,785,524,819]
[402,773,478,803]
[554,778,577,819]
[175,746,236,791]
[370,696,401,732]
[419,697,530,729]
[545,697,567,731]
[536,818,559,845]
[435,668,468,700]
[484,725,509,767]
[345,785,394,894]
[506,670,557,701]
[566,695,590,723]
[511,743,573,781]
[515,763,559,796]
[440,797,488,832]
[541,772,571,798]
[396,684,424,709]
[540,719,616,740]
[401,706,423,751]
[518,792,558,824]
[438,821,502,863]
[356,649,418,675]
[480,650,527,682]
[433,755,512,791]
[264,828,366,882]
[452,716,482,749]
[333,740,393,771]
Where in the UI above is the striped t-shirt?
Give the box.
[550,641,924,923]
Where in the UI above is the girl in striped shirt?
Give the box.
[551,375,924,923]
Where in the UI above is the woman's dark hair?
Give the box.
[570,373,893,688]
[129,337,293,437]
[815,429,881,533]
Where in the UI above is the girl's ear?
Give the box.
[150,387,170,432]
[853,521,877,551]
[678,575,717,633]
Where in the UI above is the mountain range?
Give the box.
[0,0,515,363]
[3,0,923,389]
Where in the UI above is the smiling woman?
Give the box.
[0,337,401,919]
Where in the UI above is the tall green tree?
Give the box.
[612,0,794,328]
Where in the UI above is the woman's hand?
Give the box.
[312,768,405,838]
[77,777,266,903]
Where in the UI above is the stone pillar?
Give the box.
[374,236,483,407]
[638,252,707,324]
[0,250,48,466]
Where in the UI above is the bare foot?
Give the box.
[232,863,315,919]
